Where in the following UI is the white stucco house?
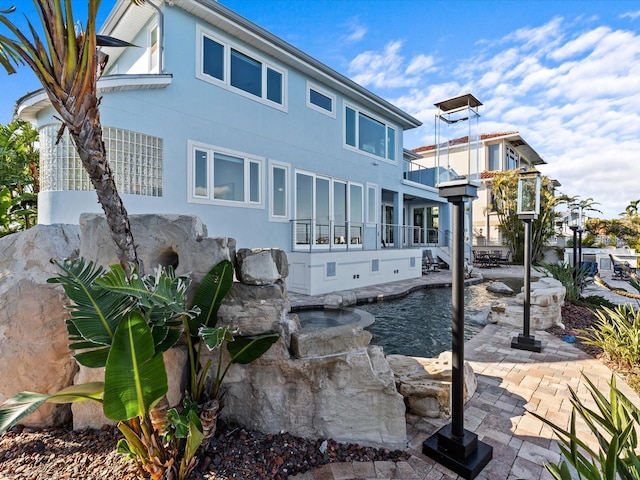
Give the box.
[17,0,453,295]
[412,131,550,256]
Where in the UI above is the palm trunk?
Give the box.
[64,96,140,275]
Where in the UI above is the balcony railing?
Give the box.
[290,219,446,252]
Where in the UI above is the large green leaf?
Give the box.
[103,311,167,421]
[49,258,135,367]
[189,260,233,333]
[227,333,280,364]
[0,383,104,434]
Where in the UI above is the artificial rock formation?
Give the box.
[487,276,566,329]
[208,247,406,448]
[79,213,235,288]
[0,224,81,426]
[387,352,477,419]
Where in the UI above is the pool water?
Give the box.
[359,279,523,358]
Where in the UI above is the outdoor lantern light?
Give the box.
[516,168,541,216]
[512,167,542,353]
[423,94,492,479]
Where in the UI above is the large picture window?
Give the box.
[294,171,363,248]
[189,141,263,207]
[197,26,286,109]
[344,105,397,161]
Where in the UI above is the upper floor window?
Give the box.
[307,82,335,117]
[197,26,286,109]
[344,105,396,161]
[188,141,263,208]
[488,144,500,171]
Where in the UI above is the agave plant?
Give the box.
[530,374,640,480]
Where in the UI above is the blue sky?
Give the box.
[2,0,640,219]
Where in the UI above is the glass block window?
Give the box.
[39,124,163,196]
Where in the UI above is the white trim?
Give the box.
[187,140,264,209]
[195,24,288,112]
[306,81,336,118]
[148,22,159,74]
[268,160,290,221]
[366,183,378,226]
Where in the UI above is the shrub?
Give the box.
[580,305,640,370]
[577,295,616,310]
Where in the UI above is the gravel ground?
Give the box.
[0,304,604,480]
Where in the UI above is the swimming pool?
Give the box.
[359,279,523,358]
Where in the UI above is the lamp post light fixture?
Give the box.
[422,94,492,479]
[511,167,542,353]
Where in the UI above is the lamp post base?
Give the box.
[511,334,542,352]
[423,424,493,480]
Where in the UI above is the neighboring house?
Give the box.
[17,0,451,295]
[412,131,547,255]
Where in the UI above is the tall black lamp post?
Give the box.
[569,224,579,285]
[511,168,542,353]
[423,94,492,479]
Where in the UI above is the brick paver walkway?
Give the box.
[291,267,639,479]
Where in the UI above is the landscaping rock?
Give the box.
[0,224,81,427]
[79,213,235,288]
[387,351,477,418]
[487,281,514,294]
[235,248,288,285]
[290,323,373,358]
[218,281,290,335]
[211,340,407,449]
[487,276,565,329]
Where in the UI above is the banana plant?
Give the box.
[181,260,279,441]
[0,257,197,479]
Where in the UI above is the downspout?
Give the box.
[147,0,165,74]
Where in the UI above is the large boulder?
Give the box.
[235,248,288,285]
[0,225,81,426]
[79,213,235,287]
[388,352,477,418]
[487,277,565,329]
[210,339,407,449]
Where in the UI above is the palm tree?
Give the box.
[0,1,141,274]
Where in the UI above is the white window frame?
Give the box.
[306,81,335,117]
[343,103,397,163]
[187,140,264,209]
[269,160,290,221]
[148,23,159,74]
[366,183,378,225]
[195,25,287,111]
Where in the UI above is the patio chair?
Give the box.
[609,254,634,280]
[422,249,439,273]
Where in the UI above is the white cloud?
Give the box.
[388,15,640,218]
[620,10,640,20]
[343,18,367,43]
[349,40,437,89]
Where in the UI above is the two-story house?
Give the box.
[17,0,451,295]
[412,131,547,256]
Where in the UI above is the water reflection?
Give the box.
[360,280,522,358]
